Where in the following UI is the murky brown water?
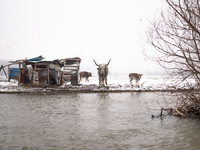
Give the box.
[0,93,200,150]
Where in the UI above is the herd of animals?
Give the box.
[79,59,143,88]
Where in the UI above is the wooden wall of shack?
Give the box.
[27,61,63,85]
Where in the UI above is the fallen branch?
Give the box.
[162,108,192,122]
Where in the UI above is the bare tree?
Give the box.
[146,0,200,119]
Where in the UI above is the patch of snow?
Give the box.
[0,79,18,87]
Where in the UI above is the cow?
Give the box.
[129,73,143,87]
[93,59,111,88]
[79,71,92,82]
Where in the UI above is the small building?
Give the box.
[0,56,81,86]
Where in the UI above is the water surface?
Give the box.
[0,93,199,150]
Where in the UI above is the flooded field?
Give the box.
[0,93,200,150]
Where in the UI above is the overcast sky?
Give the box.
[0,0,165,75]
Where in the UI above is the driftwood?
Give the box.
[162,108,192,122]
[152,107,192,122]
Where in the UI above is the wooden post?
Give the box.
[8,65,10,82]
[3,67,7,78]
[47,63,50,85]
[18,63,21,84]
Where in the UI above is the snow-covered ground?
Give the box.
[78,75,196,90]
[0,75,196,93]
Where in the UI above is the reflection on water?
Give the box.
[0,93,200,150]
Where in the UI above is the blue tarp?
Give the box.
[27,57,42,61]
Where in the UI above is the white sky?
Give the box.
[0,0,165,75]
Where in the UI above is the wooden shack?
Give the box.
[0,56,82,86]
[0,56,63,86]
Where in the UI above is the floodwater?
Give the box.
[0,93,200,150]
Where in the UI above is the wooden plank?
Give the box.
[63,71,71,75]
[2,67,7,78]
[63,66,79,70]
